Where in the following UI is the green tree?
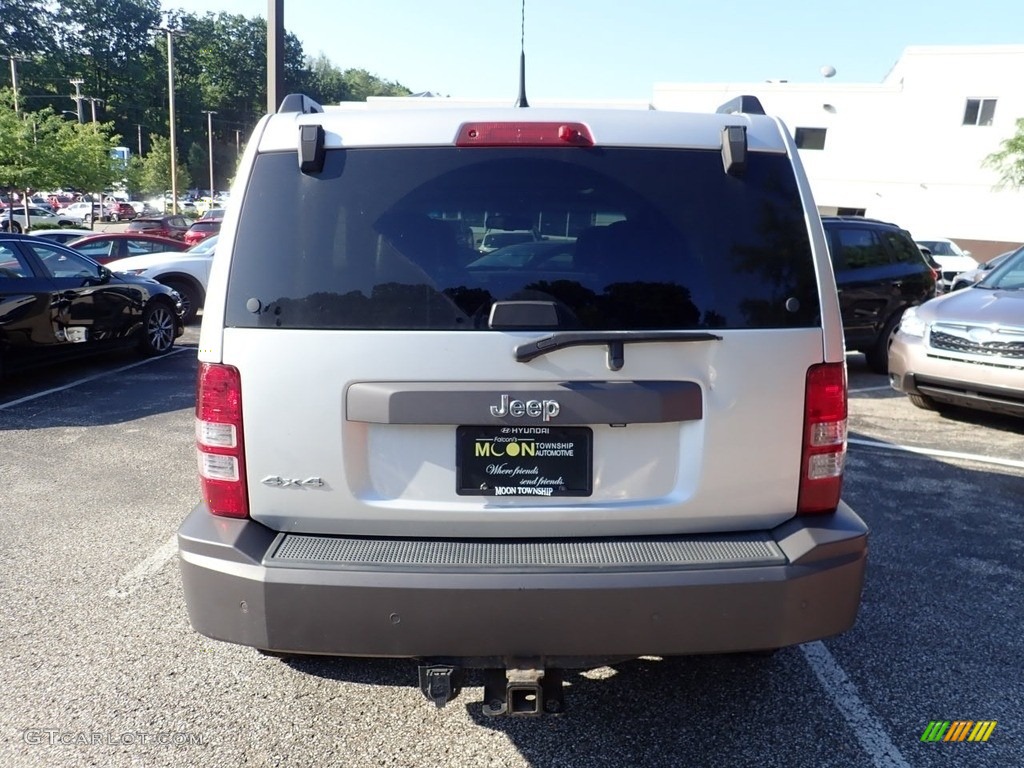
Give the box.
[122,155,145,199]
[186,141,206,192]
[54,120,124,204]
[305,53,349,102]
[0,94,38,195]
[0,92,121,228]
[984,117,1024,189]
[136,134,190,199]
[340,68,411,101]
[3,2,412,204]
[0,0,55,58]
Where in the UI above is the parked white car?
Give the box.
[1,206,76,232]
[890,244,1024,417]
[915,237,978,292]
[105,234,218,324]
[55,201,103,223]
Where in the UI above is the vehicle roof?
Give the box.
[1,232,77,251]
[820,216,904,229]
[68,233,183,244]
[255,106,791,154]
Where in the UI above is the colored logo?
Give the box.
[920,721,997,742]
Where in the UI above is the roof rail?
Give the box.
[716,95,766,116]
[278,93,324,115]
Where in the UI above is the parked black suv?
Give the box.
[821,216,936,373]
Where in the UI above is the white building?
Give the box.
[653,45,1024,259]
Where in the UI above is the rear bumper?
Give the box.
[177,503,868,663]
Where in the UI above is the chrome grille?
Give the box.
[930,330,1024,360]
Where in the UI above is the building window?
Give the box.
[963,98,997,126]
[795,127,827,150]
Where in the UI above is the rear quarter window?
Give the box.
[226,146,820,331]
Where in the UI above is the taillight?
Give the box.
[196,363,248,518]
[798,363,847,514]
[456,122,594,147]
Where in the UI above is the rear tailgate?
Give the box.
[227,326,823,537]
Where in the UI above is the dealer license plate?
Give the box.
[456,425,592,497]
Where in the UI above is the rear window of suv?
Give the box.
[226,146,819,331]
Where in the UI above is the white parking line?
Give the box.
[849,437,1024,470]
[106,534,178,598]
[801,642,911,768]
[0,348,191,411]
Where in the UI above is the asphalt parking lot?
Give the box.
[0,333,1020,768]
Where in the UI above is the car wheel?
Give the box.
[164,279,200,325]
[83,213,92,224]
[908,393,942,411]
[138,301,177,356]
[111,213,120,222]
[8,220,22,234]
[865,310,904,374]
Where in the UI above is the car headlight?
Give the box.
[120,269,149,276]
[898,307,927,338]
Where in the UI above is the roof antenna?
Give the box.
[515,0,529,108]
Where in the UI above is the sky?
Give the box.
[159,1,1024,102]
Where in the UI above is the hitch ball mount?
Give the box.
[417,664,565,716]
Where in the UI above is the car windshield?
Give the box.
[226,146,820,332]
[916,240,963,257]
[977,246,1024,290]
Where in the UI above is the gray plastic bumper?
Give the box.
[177,502,868,661]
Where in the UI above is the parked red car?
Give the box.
[66,233,188,264]
[105,201,138,221]
[126,214,191,241]
[183,218,222,246]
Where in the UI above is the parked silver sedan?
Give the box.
[889,245,1024,417]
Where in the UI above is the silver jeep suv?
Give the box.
[178,94,867,715]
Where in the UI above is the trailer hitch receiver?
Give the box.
[482,666,564,716]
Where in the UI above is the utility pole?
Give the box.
[235,129,241,157]
[267,0,284,114]
[70,78,84,123]
[203,110,217,197]
[9,56,20,115]
[86,97,104,123]
[137,124,143,156]
[157,26,186,214]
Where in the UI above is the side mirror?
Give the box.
[962,250,972,258]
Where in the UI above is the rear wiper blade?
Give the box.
[514,330,722,371]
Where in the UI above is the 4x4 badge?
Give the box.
[489,394,560,421]
[261,476,325,488]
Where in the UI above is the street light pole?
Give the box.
[203,110,217,199]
